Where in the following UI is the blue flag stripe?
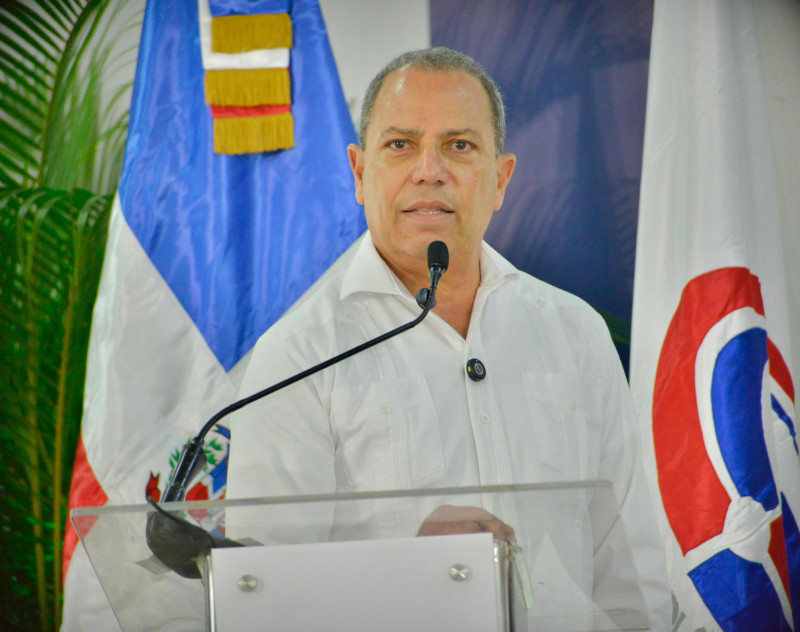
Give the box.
[119,0,365,371]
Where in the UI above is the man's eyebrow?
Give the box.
[441,128,482,138]
[378,126,421,138]
[377,127,485,140]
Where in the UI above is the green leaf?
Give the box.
[1,186,113,630]
[0,13,60,65]
[0,1,141,628]
[0,80,46,133]
[597,309,631,347]
[28,0,71,35]
[0,0,139,192]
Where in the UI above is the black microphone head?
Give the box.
[427,240,449,272]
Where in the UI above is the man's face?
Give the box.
[348,68,515,276]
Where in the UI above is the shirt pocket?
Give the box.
[331,375,443,489]
[521,373,599,480]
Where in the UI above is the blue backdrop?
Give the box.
[431,0,654,369]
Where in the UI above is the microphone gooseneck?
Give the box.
[147,240,450,577]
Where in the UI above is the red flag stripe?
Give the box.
[210,103,292,119]
[63,436,109,582]
[768,338,796,403]
[653,267,765,554]
[768,516,792,602]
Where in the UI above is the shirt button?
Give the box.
[536,298,546,308]
[480,413,491,424]
[380,407,391,416]
[345,313,356,321]
[568,401,577,412]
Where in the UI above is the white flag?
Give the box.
[61,0,364,628]
[631,1,800,630]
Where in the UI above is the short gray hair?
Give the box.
[359,47,507,155]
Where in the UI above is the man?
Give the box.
[228,47,669,629]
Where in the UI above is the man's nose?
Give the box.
[411,145,447,184]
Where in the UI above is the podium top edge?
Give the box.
[71,480,612,517]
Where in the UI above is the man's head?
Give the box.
[348,48,516,284]
[359,47,507,156]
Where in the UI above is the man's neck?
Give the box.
[430,278,480,338]
[392,253,481,339]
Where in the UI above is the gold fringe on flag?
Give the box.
[214,113,295,154]
[205,68,291,106]
[211,13,292,53]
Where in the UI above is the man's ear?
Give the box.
[493,153,517,211]
[347,144,365,205]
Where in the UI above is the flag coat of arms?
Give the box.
[630,1,800,630]
[61,0,365,628]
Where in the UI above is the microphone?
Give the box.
[428,239,449,280]
[416,240,449,308]
[147,240,449,577]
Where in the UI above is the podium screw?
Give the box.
[237,574,259,592]
[449,564,471,581]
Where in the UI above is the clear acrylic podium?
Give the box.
[71,481,650,631]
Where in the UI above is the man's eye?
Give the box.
[452,140,471,151]
[390,140,407,149]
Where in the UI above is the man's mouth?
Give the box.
[403,202,454,215]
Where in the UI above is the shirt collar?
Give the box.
[339,233,407,300]
[479,240,520,290]
[339,232,520,301]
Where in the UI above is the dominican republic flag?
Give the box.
[61,0,364,628]
[630,1,800,630]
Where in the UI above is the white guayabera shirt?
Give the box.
[228,233,670,631]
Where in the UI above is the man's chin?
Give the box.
[409,232,450,257]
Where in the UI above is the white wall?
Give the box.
[318,0,430,129]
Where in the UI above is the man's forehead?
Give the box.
[377,66,485,102]
[368,68,493,135]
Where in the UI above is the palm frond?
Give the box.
[0,0,138,193]
[0,186,113,630]
[0,0,142,629]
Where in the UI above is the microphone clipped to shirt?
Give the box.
[146,240,449,578]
